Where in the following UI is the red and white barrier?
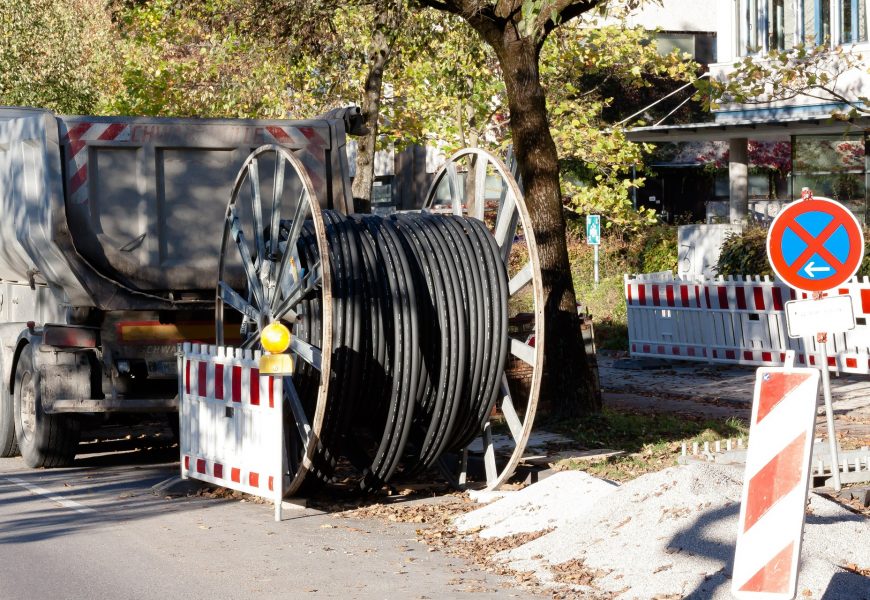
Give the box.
[732,364,820,598]
[178,343,285,521]
[626,273,870,373]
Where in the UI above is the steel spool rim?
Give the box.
[216,144,333,497]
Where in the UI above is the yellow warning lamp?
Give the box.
[259,322,294,374]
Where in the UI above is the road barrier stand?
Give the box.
[178,343,285,521]
[625,273,870,373]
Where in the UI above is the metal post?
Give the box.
[594,244,599,286]
[817,335,842,491]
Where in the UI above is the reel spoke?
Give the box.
[446,162,461,216]
[510,338,536,366]
[499,376,524,443]
[284,382,313,446]
[482,422,498,487]
[494,190,519,255]
[508,262,533,296]
[472,155,487,221]
[229,208,269,315]
[248,158,267,275]
[273,261,321,321]
[290,337,323,371]
[218,282,260,322]
[270,156,285,249]
[272,194,311,312]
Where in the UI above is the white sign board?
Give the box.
[785,295,855,339]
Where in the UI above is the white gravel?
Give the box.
[456,463,870,599]
[456,471,618,539]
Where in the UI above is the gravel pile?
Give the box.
[456,463,870,599]
[456,471,618,539]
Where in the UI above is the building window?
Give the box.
[737,0,866,55]
[842,0,868,42]
[802,0,831,45]
[738,0,800,53]
[770,0,799,49]
[792,134,866,220]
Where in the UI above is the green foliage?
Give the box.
[104,0,296,117]
[715,227,772,277]
[543,23,698,230]
[563,179,659,234]
[0,0,118,113]
[382,12,503,151]
[636,225,678,273]
[568,225,677,350]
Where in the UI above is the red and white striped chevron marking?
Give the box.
[732,367,820,599]
[62,122,131,205]
[262,125,328,192]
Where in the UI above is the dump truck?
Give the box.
[0,106,362,467]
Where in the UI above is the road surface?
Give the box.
[0,439,536,600]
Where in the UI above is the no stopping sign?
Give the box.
[766,197,864,293]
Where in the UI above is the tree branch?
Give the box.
[414,0,460,14]
[537,0,601,43]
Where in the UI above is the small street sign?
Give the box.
[586,215,601,246]
[766,196,864,293]
[785,295,855,339]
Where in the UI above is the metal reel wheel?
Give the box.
[424,148,544,490]
[216,144,333,496]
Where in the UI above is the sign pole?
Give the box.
[816,329,842,491]
[593,244,599,286]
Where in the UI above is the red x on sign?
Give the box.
[767,198,864,293]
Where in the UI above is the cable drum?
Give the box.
[217,145,543,494]
[285,211,508,492]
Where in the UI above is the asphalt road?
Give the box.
[0,440,536,600]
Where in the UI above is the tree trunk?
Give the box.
[496,36,601,417]
[351,7,398,212]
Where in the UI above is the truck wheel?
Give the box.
[13,348,80,467]
[0,385,18,458]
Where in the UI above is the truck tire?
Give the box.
[13,348,80,467]
[0,384,18,457]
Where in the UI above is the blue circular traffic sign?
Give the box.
[767,197,864,292]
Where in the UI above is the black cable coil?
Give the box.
[291,210,509,492]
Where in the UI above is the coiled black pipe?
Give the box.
[293,210,508,492]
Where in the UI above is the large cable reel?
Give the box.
[216,144,543,495]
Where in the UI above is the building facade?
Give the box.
[630,0,870,225]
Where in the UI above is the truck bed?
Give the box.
[0,107,358,309]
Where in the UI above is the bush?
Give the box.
[716,225,870,278]
[570,224,678,350]
[715,226,771,277]
[635,225,678,274]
